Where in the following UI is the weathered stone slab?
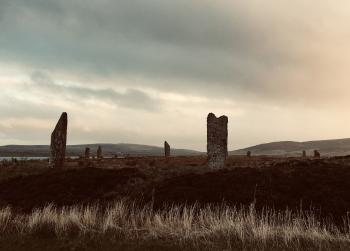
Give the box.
[85,147,90,159]
[302,150,307,158]
[247,151,251,158]
[50,112,68,168]
[207,113,228,168]
[314,150,320,158]
[97,146,102,159]
[164,141,170,158]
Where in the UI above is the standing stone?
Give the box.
[85,147,90,159]
[164,141,170,158]
[50,112,68,168]
[97,146,102,159]
[314,150,321,158]
[247,151,252,158]
[207,113,228,168]
[302,150,307,158]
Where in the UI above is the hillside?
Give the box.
[231,138,350,156]
[4,138,350,157]
[0,143,201,157]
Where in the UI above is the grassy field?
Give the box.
[0,200,349,251]
[0,156,350,250]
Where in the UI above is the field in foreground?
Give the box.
[0,155,350,250]
[0,200,350,251]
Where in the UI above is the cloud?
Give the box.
[1,0,350,149]
[1,0,349,106]
[0,96,59,120]
[30,71,160,111]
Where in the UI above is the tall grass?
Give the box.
[0,201,349,250]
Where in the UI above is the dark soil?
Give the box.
[2,235,344,251]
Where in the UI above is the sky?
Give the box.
[1,0,350,151]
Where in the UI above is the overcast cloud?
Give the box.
[0,0,350,150]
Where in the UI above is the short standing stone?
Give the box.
[314,150,321,158]
[50,112,68,168]
[247,151,251,158]
[85,147,90,159]
[97,146,102,159]
[302,150,307,158]
[207,113,228,168]
[164,141,170,158]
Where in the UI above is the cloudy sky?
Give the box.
[1,0,350,151]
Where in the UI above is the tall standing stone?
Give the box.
[85,147,90,159]
[207,113,228,168]
[97,146,102,159]
[164,141,170,158]
[247,151,252,158]
[50,112,68,168]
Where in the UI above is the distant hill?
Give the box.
[0,144,202,157]
[4,138,350,157]
[231,138,350,157]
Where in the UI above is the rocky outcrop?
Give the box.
[207,113,228,168]
[50,112,68,168]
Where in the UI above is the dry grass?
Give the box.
[0,201,349,250]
